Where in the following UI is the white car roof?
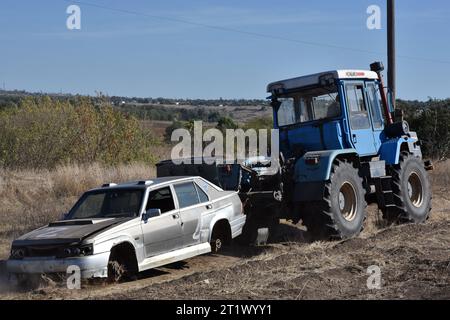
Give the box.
[91,176,223,192]
[267,70,379,93]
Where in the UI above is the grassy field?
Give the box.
[0,160,448,300]
[0,160,448,258]
[0,163,156,259]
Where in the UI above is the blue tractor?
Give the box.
[264,61,433,240]
[157,61,433,243]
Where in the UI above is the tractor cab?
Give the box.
[263,62,431,242]
[268,69,388,158]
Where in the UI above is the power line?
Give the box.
[62,0,450,65]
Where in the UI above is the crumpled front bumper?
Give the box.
[6,252,110,279]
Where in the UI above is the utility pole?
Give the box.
[387,0,396,108]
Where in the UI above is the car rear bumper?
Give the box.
[230,215,247,238]
[6,252,110,279]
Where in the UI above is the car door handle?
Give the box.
[352,134,357,143]
[172,214,180,219]
[206,204,213,210]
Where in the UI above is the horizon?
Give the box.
[1,87,448,103]
[1,1,450,100]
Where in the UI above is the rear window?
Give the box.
[195,183,209,203]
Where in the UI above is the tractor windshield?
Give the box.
[276,85,341,127]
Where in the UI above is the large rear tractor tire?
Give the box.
[302,160,367,241]
[382,152,432,224]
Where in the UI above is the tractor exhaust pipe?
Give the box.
[370,62,394,125]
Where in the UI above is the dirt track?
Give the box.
[1,199,448,300]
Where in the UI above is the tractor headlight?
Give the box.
[385,120,410,138]
[305,155,321,166]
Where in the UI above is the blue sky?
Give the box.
[0,0,449,100]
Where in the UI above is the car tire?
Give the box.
[107,248,138,283]
[210,224,230,253]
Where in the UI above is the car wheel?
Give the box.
[210,222,231,253]
[107,245,138,283]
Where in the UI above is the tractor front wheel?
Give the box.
[302,159,367,241]
[382,152,432,224]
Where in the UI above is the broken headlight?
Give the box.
[10,244,94,259]
[62,244,94,258]
[10,247,26,260]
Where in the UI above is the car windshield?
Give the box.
[276,85,341,127]
[68,189,144,219]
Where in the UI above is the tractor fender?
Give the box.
[294,148,358,183]
[379,135,422,165]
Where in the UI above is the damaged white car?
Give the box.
[7,177,246,282]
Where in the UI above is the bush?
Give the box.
[243,117,273,131]
[0,96,158,169]
[398,99,450,160]
[216,117,238,132]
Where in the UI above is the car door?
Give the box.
[173,181,210,247]
[344,81,378,156]
[141,186,183,258]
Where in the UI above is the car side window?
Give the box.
[174,182,200,209]
[146,187,175,214]
[195,183,209,203]
[346,83,371,130]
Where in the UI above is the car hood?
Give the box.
[13,218,130,247]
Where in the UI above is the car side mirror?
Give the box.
[143,208,161,221]
[60,212,69,220]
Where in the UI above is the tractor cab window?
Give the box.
[276,85,341,127]
[346,83,371,130]
[366,82,384,129]
[277,98,297,127]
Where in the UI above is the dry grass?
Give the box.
[0,159,448,260]
[0,163,155,258]
[51,163,155,198]
[0,160,448,299]
[430,160,450,193]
